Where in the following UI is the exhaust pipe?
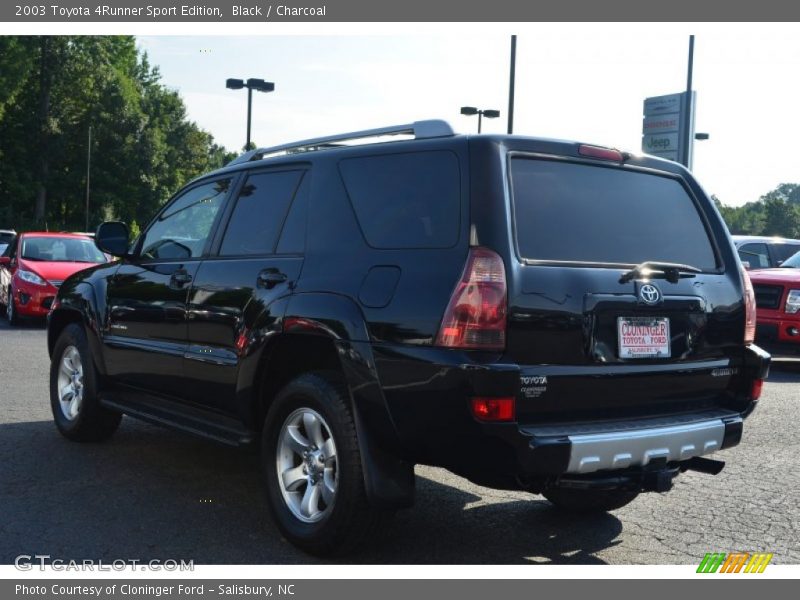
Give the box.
[683,456,725,475]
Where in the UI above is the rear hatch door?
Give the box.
[503,151,745,423]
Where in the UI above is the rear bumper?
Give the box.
[374,343,769,484]
[521,409,741,475]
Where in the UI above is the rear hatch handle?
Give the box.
[619,261,702,284]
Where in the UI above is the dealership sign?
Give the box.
[642,91,695,167]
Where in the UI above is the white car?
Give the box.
[732,235,800,269]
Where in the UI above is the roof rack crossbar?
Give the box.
[227,119,454,166]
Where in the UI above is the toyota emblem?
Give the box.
[639,284,662,305]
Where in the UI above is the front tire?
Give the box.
[6,286,18,325]
[50,323,121,442]
[543,487,640,513]
[262,371,386,556]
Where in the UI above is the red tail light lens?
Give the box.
[436,247,507,350]
[741,266,756,345]
[750,378,764,401]
[470,397,515,422]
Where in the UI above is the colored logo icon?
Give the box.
[697,552,773,573]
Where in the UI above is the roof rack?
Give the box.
[226,119,455,166]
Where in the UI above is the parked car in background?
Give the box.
[0,229,16,256]
[0,232,108,325]
[732,235,800,269]
[748,249,800,354]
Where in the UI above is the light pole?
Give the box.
[226,77,275,150]
[85,125,91,232]
[460,106,500,133]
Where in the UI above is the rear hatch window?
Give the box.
[509,158,718,270]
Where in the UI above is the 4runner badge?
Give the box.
[521,376,548,399]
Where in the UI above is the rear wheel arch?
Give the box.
[253,333,343,429]
[252,330,415,510]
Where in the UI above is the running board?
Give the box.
[99,390,256,447]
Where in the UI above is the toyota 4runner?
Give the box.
[47,120,770,555]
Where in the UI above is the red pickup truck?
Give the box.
[748,251,800,354]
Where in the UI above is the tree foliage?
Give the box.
[717,183,800,238]
[0,36,235,231]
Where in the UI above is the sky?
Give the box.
[138,25,800,207]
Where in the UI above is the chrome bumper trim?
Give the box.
[566,419,726,474]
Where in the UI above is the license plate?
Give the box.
[618,317,670,359]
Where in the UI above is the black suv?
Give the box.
[47,120,770,555]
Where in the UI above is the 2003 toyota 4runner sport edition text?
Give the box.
[46,120,770,555]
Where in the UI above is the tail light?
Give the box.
[436,247,507,350]
[750,378,764,401]
[470,397,515,422]
[741,266,756,345]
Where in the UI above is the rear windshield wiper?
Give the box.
[619,261,702,284]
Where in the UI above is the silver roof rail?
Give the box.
[226,119,455,166]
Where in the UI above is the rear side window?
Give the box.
[738,243,770,268]
[510,158,718,270]
[220,170,304,256]
[276,174,309,254]
[339,151,460,249]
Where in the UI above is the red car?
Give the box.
[748,250,800,354]
[0,232,108,324]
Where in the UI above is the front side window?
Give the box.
[774,243,800,263]
[140,179,230,260]
[781,250,800,268]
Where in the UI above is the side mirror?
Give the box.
[0,256,10,266]
[95,221,131,258]
[741,261,751,270]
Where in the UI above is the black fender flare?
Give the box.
[263,292,415,509]
[47,280,108,377]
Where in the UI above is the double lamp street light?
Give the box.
[460,106,500,133]
[226,77,275,150]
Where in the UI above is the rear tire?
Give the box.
[262,371,388,556]
[543,487,640,513]
[50,323,121,442]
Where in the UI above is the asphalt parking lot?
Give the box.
[1,318,798,565]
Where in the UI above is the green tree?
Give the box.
[0,35,231,232]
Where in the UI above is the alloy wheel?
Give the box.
[276,407,338,523]
[57,346,84,421]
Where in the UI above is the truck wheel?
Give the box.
[262,371,386,556]
[543,487,640,513]
[50,323,121,442]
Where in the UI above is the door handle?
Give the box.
[257,268,288,289]
[170,270,193,287]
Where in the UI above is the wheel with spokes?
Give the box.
[276,407,339,523]
[263,371,386,556]
[50,323,121,442]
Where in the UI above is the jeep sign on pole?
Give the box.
[642,91,696,168]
